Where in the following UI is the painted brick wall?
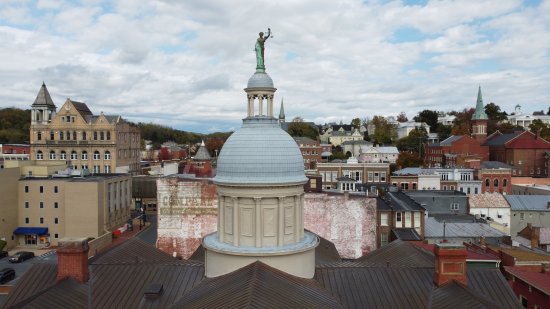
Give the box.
[157,176,377,260]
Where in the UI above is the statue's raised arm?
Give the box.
[255,28,271,72]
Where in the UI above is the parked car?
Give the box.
[8,251,34,263]
[0,268,15,284]
[0,251,8,259]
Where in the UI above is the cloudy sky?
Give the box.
[1,0,549,133]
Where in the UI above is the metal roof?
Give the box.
[485,132,521,146]
[381,191,425,211]
[392,228,422,241]
[246,72,274,88]
[439,135,463,146]
[31,82,55,107]
[356,239,432,268]
[193,142,212,161]
[172,261,343,309]
[215,117,307,185]
[425,217,507,238]
[431,280,498,308]
[505,195,550,211]
[480,161,513,169]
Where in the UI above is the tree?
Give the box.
[157,147,171,161]
[287,122,319,140]
[351,118,361,128]
[450,108,475,135]
[396,112,408,123]
[435,124,452,141]
[371,116,397,145]
[529,119,550,141]
[396,127,427,156]
[396,151,424,169]
[205,137,225,157]
[485,102,508,134]
[413,110,439,131]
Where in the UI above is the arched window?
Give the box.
[93,131,98,140]
[49,151,56,160]
[59,131,64,140]
[503,179,508,187]
[60,151,66,160]
[36,151,43,160]
[66,131,71,140]
[93,151,100,160]
[82,151,88,160]
[494,179,499,187]
[104,151,111,160]
[71,151,77,160]
[107,132,111,140]
[100,132,104,140]
[485,179,490,187]
[73,131,77,140]
[82,131,87,140]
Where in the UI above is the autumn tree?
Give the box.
[370,116,397,145]
[157,147,171,161]
[396,127,427,156]
[396,112,408,123]
[450,108,475,135]
[287,122,319,141]
[396,151,424,169]
[205,137,225,157]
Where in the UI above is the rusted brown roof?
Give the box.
[1,262,58,308]
[315,233,341,265]
[9,278,88,309]
[467,268,522,309]
[489,245,550,262]
[171,261,343,309]
[356,239,433,268]
[431,281,500,309]
[91,238,183,265]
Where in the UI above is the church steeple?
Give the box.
[278,98,285,123]
[471,86,488,144]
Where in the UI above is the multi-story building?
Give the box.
[391,167,482,194]
[358,145,399,163]
[377,190,425,247]
[1,160,131,247]
[506,195,550,237]
[341,140,372,157]
[485,130,550,177]
[507,104,550,129]
[477,161,512,194]
[293,137,321,169]
[425,135,489,168]
[29,83,141,174]
[512,183,550,195]
[317,161,390,190]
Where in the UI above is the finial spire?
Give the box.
[472,86,488,120]
[279,97,285,121]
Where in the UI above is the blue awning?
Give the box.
[13,227,48,235]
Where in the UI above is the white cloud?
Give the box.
[0,0,548,132]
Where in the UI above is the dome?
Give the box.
[247,72,274,88]
[214,118,307,185]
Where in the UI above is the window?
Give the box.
[37,131,42,140]
[54,202,59,209]
[50,131,54,140]
[474,187,478,194]
[25,202,29,208]
[104,151,111,160]
[450,203,459,211]
[520,213,525,220]
[82,132,87,140]
[503,179,507,187]
[40,202,44,208]
[381,233,388,246]
[107,131,111,140]
[104,165,111,173]
[401,183,409,190]
[82,151,88,160]
[40,217,44,224]
[36,150,43,160]
[494,179,499,187]
[467,187,471,194]
[70,151,77,160]
[60,151,66,160]
[49,151,56,160]
[25,186,28,193]
[396,212,402,223]
[520,295,527,308]
[54,218,58,224]
[25,217,29,224]
[54,233,59,239]
[59,131,64,140]
[412,183,417,190]
[94,131,98,140]
[485,178,490,187]
[381,213,388,226]
[93,151,100,160]
[66,131,70,140]
[73,131,77,140]
[40,186,43,193]
[54,186,58,193]
[93,165,100,173]
[100,131,104,140]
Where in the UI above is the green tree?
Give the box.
[0,108,31,143]
[450,108,475,135]
[371,116,397,145]
[396,127,427,157]
[413,110,439,131]
[351,118,361,128]
[529,119,550,141]
[435,124,452,141]
[287,122,319,141]
[485,102,508,134]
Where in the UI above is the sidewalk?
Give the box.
[95,217,152,255]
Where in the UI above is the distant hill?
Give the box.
[0,107,231,146]
[0,108,31,143]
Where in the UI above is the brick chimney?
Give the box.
[57,237,89,283]
[433,243,468,287]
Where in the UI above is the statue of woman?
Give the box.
[255,28,271,71]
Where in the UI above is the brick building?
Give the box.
[477,161,513,194]
[293,136,321,169]
[425,135,489,168]
[317,161,390,190]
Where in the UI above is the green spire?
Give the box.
[472,86,488,120]
[279,98,285,120]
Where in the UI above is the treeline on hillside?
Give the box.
[0,108,31,143]
[138,122,232,148]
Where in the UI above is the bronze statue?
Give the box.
[255,28,271,72]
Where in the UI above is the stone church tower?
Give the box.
[203,53,318,279]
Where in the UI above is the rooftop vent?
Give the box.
[144,283,163,299]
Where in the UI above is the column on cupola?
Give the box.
[247,95,254,117]
[267,95,273,117]
[258,95,264,116]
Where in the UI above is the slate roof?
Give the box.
[439,135,463,146]
[425,217,507,238]
[193,142,212,161]
[172,261,343,309]
[485,132,522,146]
[32,83,55,107]
[293,136,317,145]
[380,191,425,212]
[505,195,550,211]
[392,228,422,241]
[70,101,93,118]
[480,161,513,169]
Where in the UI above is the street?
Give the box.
[137,213,157,245]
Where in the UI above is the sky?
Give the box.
[0,0,549,133]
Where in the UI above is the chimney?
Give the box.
[433,243,468,287]
[56,237,89,283]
